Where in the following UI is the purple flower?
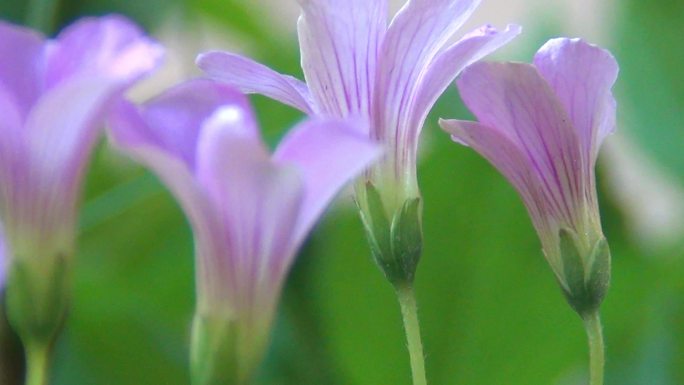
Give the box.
[0,15,162,267]
[440,38,618,315]
[108,79,380,382]
[196,0,520,284]
[0,15,162,348]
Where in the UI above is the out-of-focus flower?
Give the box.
[0,15,162,372]
[109,79,380,385]
[440,38,618,316]
[197,0,520,285]
[0,238,5,289]
[0,248,5,308]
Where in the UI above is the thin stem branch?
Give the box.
[583,312,605,385]
[25,343,50,385]
[395,285,427,385]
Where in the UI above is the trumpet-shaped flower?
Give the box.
[0,15,162,366]
[197,0,520,285]
[440,38,618,316]
[108,79,380,384]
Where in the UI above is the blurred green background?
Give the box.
[1,0,683,384]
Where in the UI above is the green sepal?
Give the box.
[359,182,393,269]
[190,314,241,385]
[357,182,423,286]
[0,295,23,385]
[558,229,611,318]
[4,255,70,351]
[586,237,611,310]
[190,313,268,385]
[390,197,422,284]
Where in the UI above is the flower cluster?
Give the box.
[197,0,521,285]
[0,2,619,385]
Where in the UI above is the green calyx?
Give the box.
[357,182,423,287]
[190,313,266,385]
[558,229,611,318]
[4,254,70,354]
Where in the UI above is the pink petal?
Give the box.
[297,0,387,117]
[533,38,619,163]
[406,23,521,144]
[374,0,480,140]
[25,77,155,200]
[24,15,162,193]
[0,87,24,217]
[109,93,233,308]
[195,95,270,195]
[46,15,163,87]
[3,76,124,242]
[455,62,584,228]
[111,79,309,317]
[131,79,258,169]
[273,117,381,247]
[197,51,316,114]
[0,16,161,254]
[440,119,554,243]
[0,21,45,119]
[109,100,217,244]
[108,80,265,266]
[195,108,304,309]
[0,84,24,162]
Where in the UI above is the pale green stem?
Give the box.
[395,285,427,385]
[24,343,50,385]
[26,0,59,33]
[583,312,605,385]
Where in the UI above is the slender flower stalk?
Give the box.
[0,16,162,384]
[108,79,380,385]
[440,38,618,385]
[396,285,426,385]
[197,2,520,382]
[24,345,48,385]
[584,312,605,385]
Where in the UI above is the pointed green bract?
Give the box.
[357,182,423,286]
[558,229,611,318]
